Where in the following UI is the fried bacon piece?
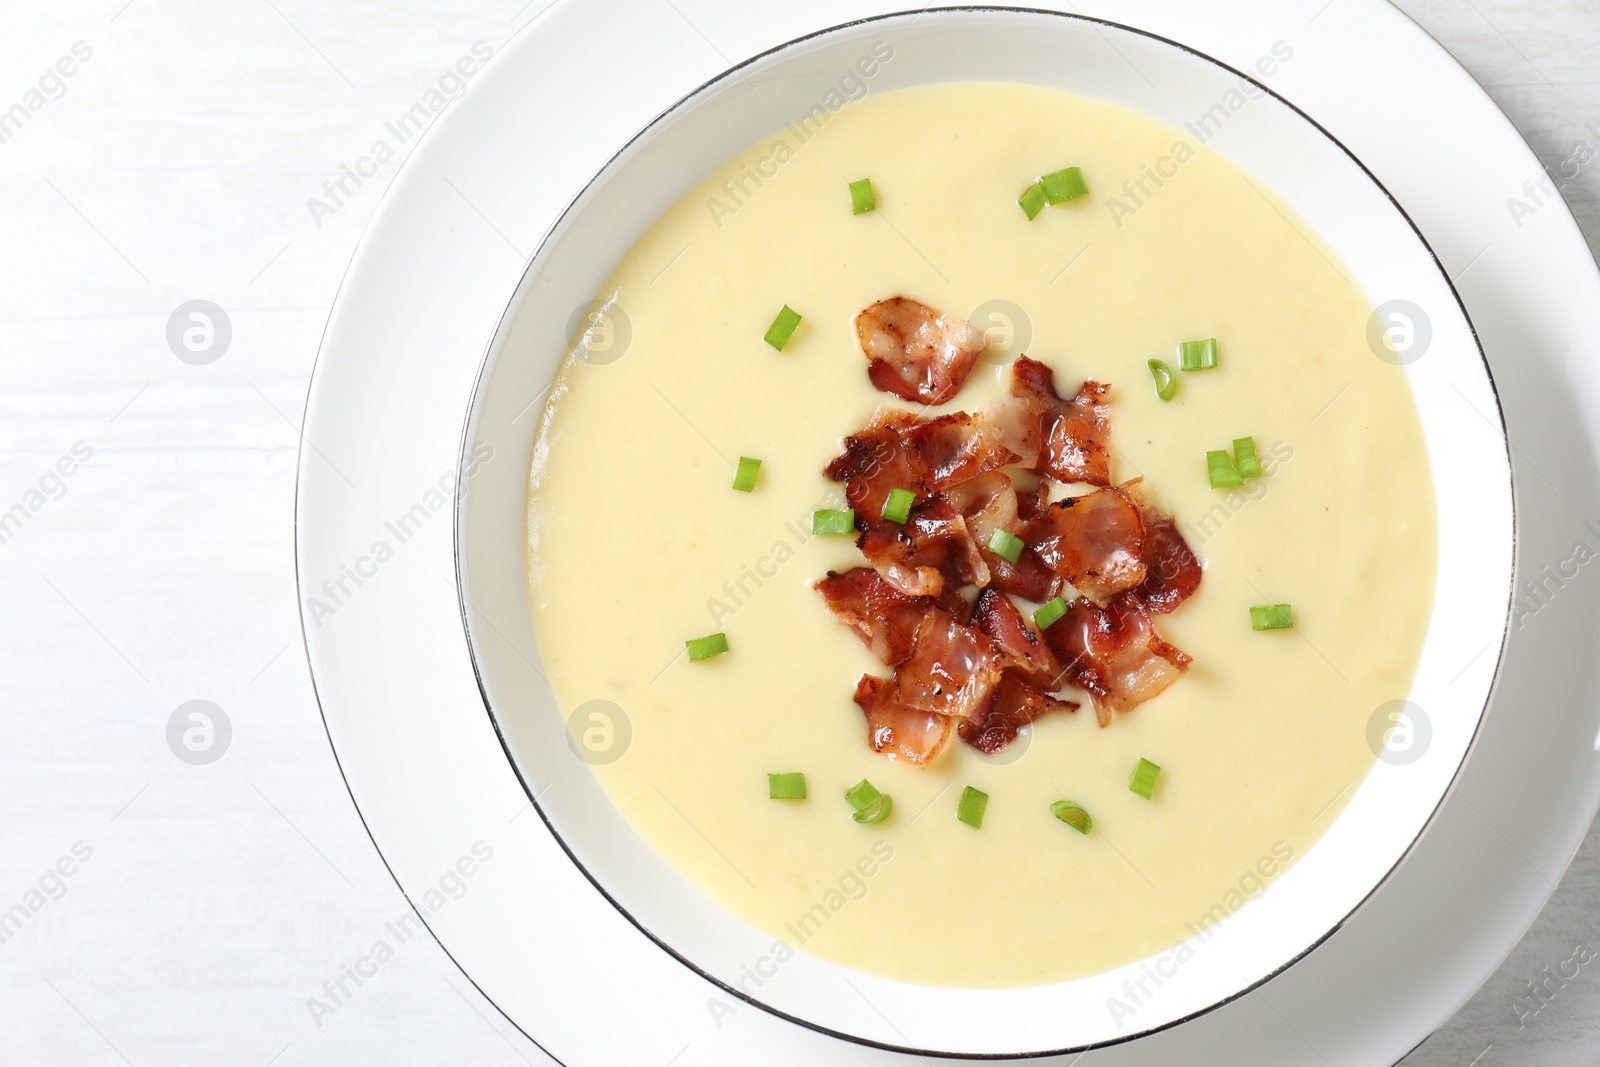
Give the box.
[1136,521,1202,613]
[855,297,987,405]
[1014,478,1052,522]
[969,588,1063,689]
[986,551,1060,602]
[1042,594,1191,725]
[958,674,1078,754]
[826,411,990,597]
[1023,486,1146,603]
[814,567,967,666]
[942,472,1015,549]
[824,406,924,537]
[1122,481,1203,614]
[895,610,1006,721]
[979,397,1044,469]
[853,674,953,764]
[1010,355,1112,485]
[946,473,1060,601]
[858,495,988,597]
[902,412,1023,492]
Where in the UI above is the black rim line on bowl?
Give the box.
[448,5,1519,1061]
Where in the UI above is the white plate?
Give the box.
[297,1,1600,1063]
[453,8,1510,1057]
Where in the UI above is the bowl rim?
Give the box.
[452,5,1517,1058]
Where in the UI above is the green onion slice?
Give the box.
[1018,180,1047,221]
[1207,449,1243,489]
[812,508,856,536]
[1034,595,1068,630]
[1042,166,1089,204]
[844,779,881,811]
[848,178,876,215]
[685,632,729,662]
[764,305,803,351]
[1233,436,1261,479]
[1148,358,1177,401]
[881,487,916,524]
[844,778,892,823]
[1250,604,1294,631]
[957,786,989,829]
[1051,799,1093,834]
[768,772,807,800]
[732,456,762,492]
[1178,338,1218,371]
[852,794,891,824]
[988,528,1025,564]
[1129,758,1161,800]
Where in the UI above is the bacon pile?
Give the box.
[815,300,1202,764]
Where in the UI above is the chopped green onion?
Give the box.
[1233,436,1261,479]
[685,632,729,662]
[732,456,762,492]
[763,305,803,351]
[852,793,891,823]
[1034,595,1068,630]
[812,508,856,536]
[1207,450,1243,489]
[845,779,881,810]
[768,772,807,800]
[848,178,876,215]
[1041,166,1089,204]
[1018,180,1047,221]
[988,528,1025,563]
[1148,358,1177,401]
[1129,758,1161,800]
[1250,604,1294,631]
[1051,799,1093,834]
[957,786,989,829]
[881,487,916,525]
[844,778,892,823]
[1178,338,1218,371]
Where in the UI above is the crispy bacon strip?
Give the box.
[902,412,1022,492]
[1011,355,1112,485]
[946,474,1059,601]
[1122,481,1203,614]
[987,551,1060,602]
[969,588,1063,688]
[991,481,1064,598]
[1014,478,1051,522]
[858,495,988,597]
[853,674,953,764]
[980,397,1044,469]
[814,567,967,666]
[895,610,1006,721]
[826,407,990,596]
[824,406,924,536]
[942,472,1015,548]
[1136,521,1201,613]
[856,297,987,405]
[1043,594,1191,725]
[958,674,1078,753]
[1023,486,1146,603]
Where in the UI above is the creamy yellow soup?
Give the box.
[526,81,1436,987]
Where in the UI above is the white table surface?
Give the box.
[1,1,1595,1064]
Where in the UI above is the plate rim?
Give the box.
[448,5,1517,1058]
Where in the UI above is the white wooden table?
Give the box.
[0,1,1593,1063]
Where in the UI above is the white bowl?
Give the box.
[454,8,1513,1057]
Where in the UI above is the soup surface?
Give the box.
[525,81,1436,987]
